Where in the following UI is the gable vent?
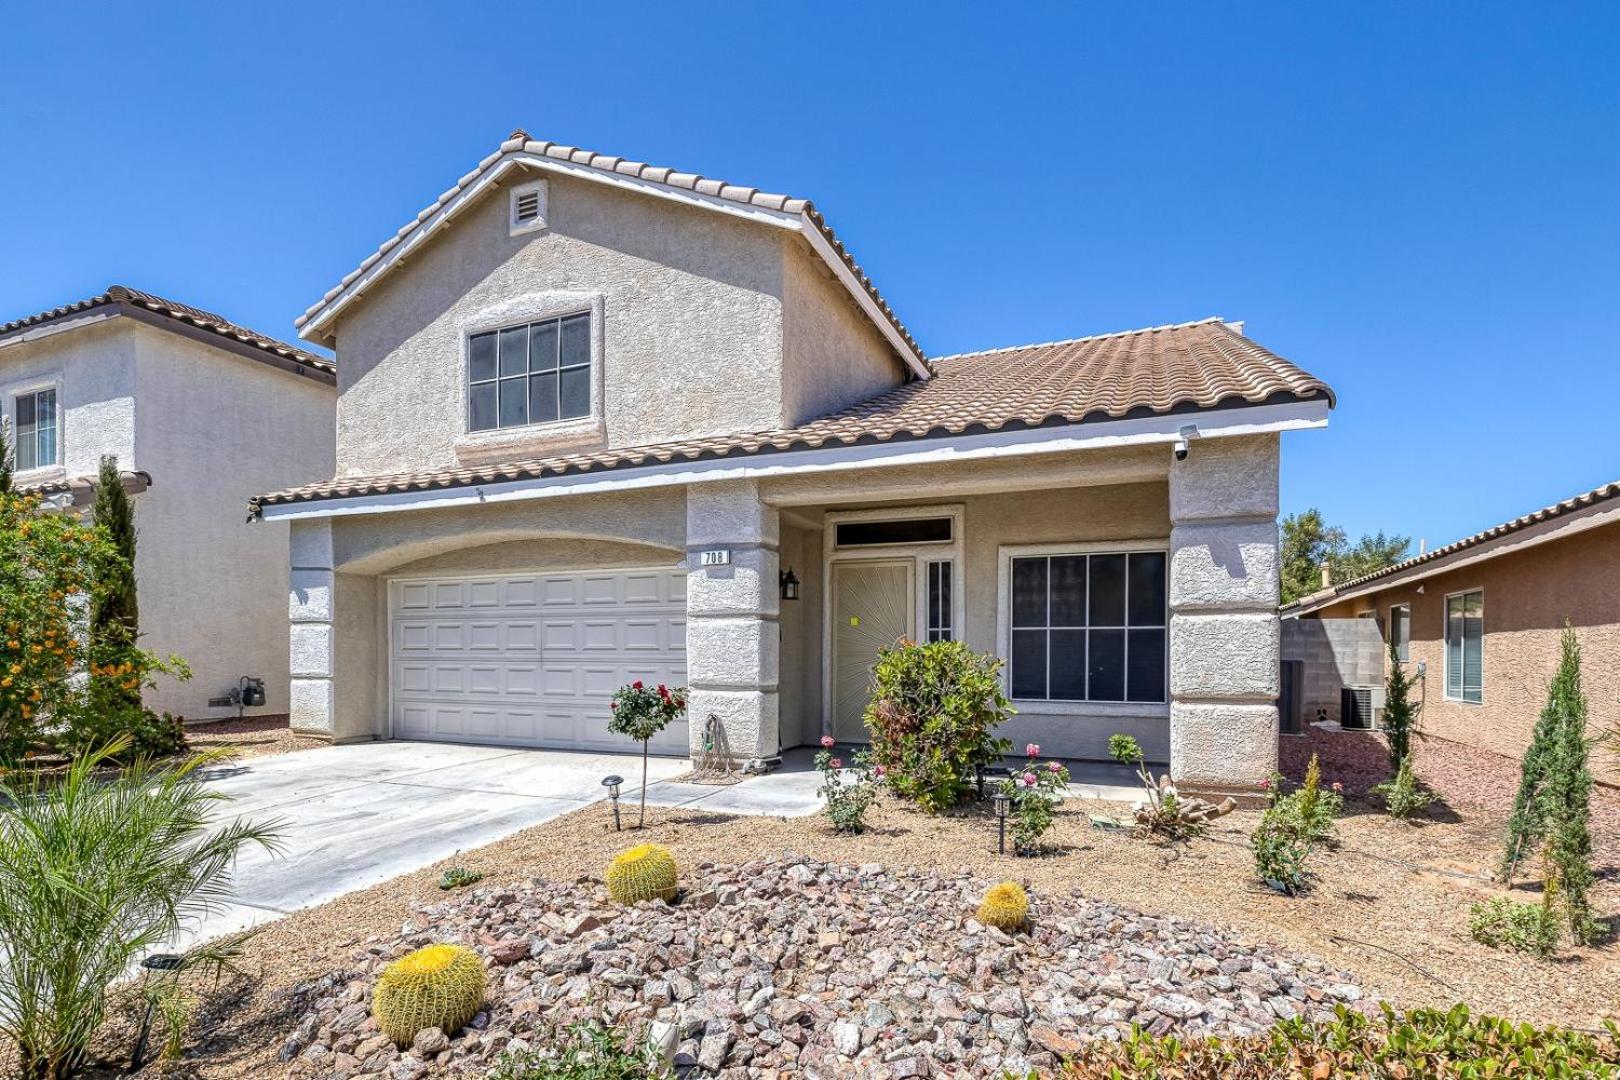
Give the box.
[515,190,541,222]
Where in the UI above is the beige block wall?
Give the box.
[1313,521,1620,784]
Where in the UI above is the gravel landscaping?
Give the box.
[187,716,326,760]
[278,857,1367,1078]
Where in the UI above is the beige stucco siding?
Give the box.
[779,235,905,425]
[1312,521,1620,784]
[329,171,790,477]
[0,317,137,484]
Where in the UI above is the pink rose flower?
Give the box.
[1025,743,1041,758]
[1331,781,1344,793]
[874,765,887,779]
[830,758,843,769]
[1047,761,1062,773]
[821,735,836,749]
[1022,772,1037,787]
[1258,778,1272,790]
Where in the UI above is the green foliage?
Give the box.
[1374,753,1436,820]
[439,866,485,890]
[372,943,486,1046]
[977,881,1029,931]
[607,680,685,827]
[864,639,1013,813]
[605,843,678,905]
[998,745,1069,854]
[488,1017,672,1079]
[814,740,879,834]
[1382,639,1422,773]
[0,739,281,1080]
[0,417,12,494]
[1061,1003,1620,1078]
[1501,629,1577,880]
[89,456,139,683]
[1469,894,1560,958]
[1252,765,1341,893]
[1280,508,1411,604]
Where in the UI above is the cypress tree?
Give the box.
[1540,627,1596,943]
[90,455,141,709]
[1381,639,1422,774]
[1499,636,1573,882]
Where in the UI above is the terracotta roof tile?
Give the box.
[252,318,1331,513]
[0,286,335,377]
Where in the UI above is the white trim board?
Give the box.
[255,399,1329,523]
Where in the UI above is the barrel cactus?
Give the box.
[372,943,486,1045]
[976,881,1029,931]
[605,843,679,904]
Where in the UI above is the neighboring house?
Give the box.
[0,286,336,721]
[1285,479,1620,783]
[251,131,1335,796]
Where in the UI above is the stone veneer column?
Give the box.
[288,518,336,738]
[684,480,781,764]
[1168,434,1281,797]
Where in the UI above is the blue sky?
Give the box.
[2,3,1616,549]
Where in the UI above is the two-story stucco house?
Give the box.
[251,132,1336,797]
[1,286,336,721]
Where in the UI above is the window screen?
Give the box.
[1445,590,1483,703]
[15,388,57,472]
[1009,551,1166,702]
[469,313,590,432]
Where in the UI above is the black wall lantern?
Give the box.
[779,568,800,601]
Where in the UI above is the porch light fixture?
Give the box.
[602,774,624,831]
[991,791,1011,855]
[779,568,800,601]
[130,953,184,1070]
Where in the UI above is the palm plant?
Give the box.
[0,739,281,1079]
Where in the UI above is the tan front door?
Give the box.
[831,559,916,741]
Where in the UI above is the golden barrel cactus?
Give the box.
[372,943,486,1045]
[605,843,679,904]
[976,881,1029,931]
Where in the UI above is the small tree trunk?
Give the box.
[639,740,649,828]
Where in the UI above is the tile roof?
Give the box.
[0,285,335,378]
[1285,477,1620,613]
[252,317,1332,513]
[294,131,925,371]
[13,470,152,508]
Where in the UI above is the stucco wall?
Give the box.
[329,171,790,477]
[130,323,335,719]
[779,235,905,425]
[1310,521,1620,784]
[0,316,137,486]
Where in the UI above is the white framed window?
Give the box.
[1445,589,1483,704]
[14,387,58,472]
[1389,603,1411,662]
[1005,547,1167,704]
[468,313,591,433]
[508,179,548,236]
[926,560,953,642]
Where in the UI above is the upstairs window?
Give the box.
[15,388,57,471]
[1009,550,1166,703]
[1445,590,1483,703]
[468,314,590,433]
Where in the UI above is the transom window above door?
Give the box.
[468,313,591,433]
[1008,550,1167,703]
[14,388,58,472]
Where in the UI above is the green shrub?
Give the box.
[1251,811,1311,894]
[1374,753,1436,820]
[814,739,879,833]
[864,640,1012,813]
[372,943,486,1045]
[1061,1003,1620,1078]
[439,866,484,890]
[0,740,280,1080]
[488,1017,671,1079]
[1469,895,1560,958]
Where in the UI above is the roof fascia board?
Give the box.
[0,309,120,351]
[1288,498,1620,616]
[118,306,337,386]
[256,399,1327,522]
[798,215,931,380]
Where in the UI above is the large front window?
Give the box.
[15,388,57,471]
[1009,550,1166,703]
[1445,589,1483,703]
[468,313,590,433]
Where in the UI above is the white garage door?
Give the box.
[388,568,688,754]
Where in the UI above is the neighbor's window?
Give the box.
[1009,550,1166,703]
[15,388,57,471]
[1445,590,1483,704]
[927,560,953,642]
[468,313,590,433]
[1389,603,1411,662]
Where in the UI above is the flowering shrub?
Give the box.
[865,640,1013,813]
[998,744,1068,855]
[1253,755,1345,893]
[814,736,880,834]
[608,681,686,828]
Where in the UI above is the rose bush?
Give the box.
[608,681,686,828]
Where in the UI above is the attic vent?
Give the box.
[515,191,541,221]
[508,180,548,236]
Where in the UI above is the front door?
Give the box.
[831,559,916,741]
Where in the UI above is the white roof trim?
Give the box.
[296,149,931,380]
[255,399,1328,522]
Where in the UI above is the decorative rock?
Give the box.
[832,1020,862,1057]
[410,1027,449,1056]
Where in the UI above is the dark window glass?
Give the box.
[1049,556,1087,626]
[528,371,559,424]
[497,327,528,376]
[468,313,593,432]
[529,321,559,371]
[1127,629,1166,702]
[834,518,953,547]
[1011,630,1047,698]
[15,391,37,471]
[1127,552,1167,626]
[498,377,528,427]
[560,366,591,418]
[560,314,591,368]
[1089,554,1127,625]
[1049,629,1087,699]
[1088,629,1125,701]
[1390,605,1411,662]
[927,561,953,642]
[469,383,497,432]
[1011,558,1047,627]
[469,332,498,382]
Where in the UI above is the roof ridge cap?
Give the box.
[930,317,1228,363]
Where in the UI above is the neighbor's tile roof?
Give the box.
[13,470,152,508]
[0,285,335,377]
[1285,477,1620,614]
[295,132,924,367]
[252,317,1331,513]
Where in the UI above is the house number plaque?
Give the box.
[699,549,731,567]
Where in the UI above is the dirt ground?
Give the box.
[185,716,326,761]
[67,729,1619,1078]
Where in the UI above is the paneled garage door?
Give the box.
[388,569,688,754]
